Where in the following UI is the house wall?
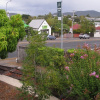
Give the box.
[95,22,100,27]
[94,31,100,37]
[38,20,51,35]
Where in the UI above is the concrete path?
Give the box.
[0,75,22,88]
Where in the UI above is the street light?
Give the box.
[6,0,12,16]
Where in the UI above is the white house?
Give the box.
[94,22,100,27]
[29,19,51,35]
[94,26,100,37]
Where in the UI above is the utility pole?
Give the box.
[72,10,75,38]
[61,0,63,49]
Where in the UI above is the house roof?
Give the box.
[96,26,100,30]
[29,19,45,29]
[70,24,81,30]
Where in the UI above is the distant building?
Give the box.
[69,24,81,33]
[94,26,100,37]
[29,19,51,35]
[94,22,100,27]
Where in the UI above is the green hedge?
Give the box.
[35,47,65,67]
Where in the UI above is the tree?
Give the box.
[0,9,26,59]
[44,12,53,19]
[63,16,69,24]
[86,14,90,17]
[79,16,95,34]
[74,16,80,23]
[22,14,33,24]
[46,17,55,27]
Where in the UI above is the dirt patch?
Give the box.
[0,80,38,100]
[0,80,21,100]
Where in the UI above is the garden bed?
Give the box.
[0,80,21,100]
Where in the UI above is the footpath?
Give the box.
[0,57,59,100]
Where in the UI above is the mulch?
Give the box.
[0,80,21,100]
[0,80,39,100]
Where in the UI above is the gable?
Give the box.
[39,20,50,30]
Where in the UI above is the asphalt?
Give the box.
[0,58,59,100]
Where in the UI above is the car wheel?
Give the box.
[84,37,86,39]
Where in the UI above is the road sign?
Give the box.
[57,2,61,8]
[57,1,62,20]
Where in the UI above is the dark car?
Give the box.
[47,35,56,40]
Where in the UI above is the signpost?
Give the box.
[57,1,63,49]
[57,2,61,20]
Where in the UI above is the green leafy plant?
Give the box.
[35,47,65,67]
[0,9,26,59]
[65,43,100,100]
[20,30,100,100]
[20,30,68,100]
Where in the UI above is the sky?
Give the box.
[0,0,100,16]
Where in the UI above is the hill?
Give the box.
[54,10,100,17]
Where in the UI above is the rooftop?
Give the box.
[29,19,45,29]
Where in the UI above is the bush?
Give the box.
[20,31,67,100]
[64,43,100,100]
[21,31,100,100]
[35,47,65,68]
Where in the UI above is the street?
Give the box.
[8,37,100,58]
[46,37,100,50]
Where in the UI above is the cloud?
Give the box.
[0,0,100,16]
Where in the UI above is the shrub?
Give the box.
[21,31,100,100]
[35,47,65,68]
[20,31,67,100]
[64,43,100,100]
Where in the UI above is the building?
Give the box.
[69,24,81,33]
[94,22,100,27]
[94,26,100,37]
[29,19,51,35]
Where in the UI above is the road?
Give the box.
[8,37,100,58]
[46,38,100,50]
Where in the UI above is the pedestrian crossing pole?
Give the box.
[57,1,63,49]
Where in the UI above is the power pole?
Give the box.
[61,0,63,49]
[72,10,75,38]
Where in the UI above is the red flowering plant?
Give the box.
[65,44,100,100]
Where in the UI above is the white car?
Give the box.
[79,34,90,39]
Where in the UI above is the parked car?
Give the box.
[47,35,56,40]
[79,34,90,39]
